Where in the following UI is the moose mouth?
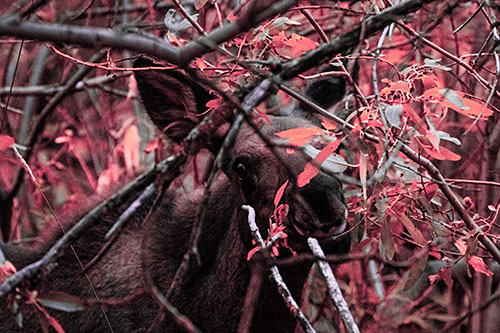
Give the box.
[288,208,348,240]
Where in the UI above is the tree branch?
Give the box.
[308,238,360,333]
[0,72,131,96]
[242,205,316,333]
[0,0,298,67]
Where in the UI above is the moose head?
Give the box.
[0,58,350,333]
[134,58,350,331]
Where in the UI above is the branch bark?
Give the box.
[308,238,360,333]
[0,0,298,66]
[242,205,316,333]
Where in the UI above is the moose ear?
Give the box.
[303,64,346,110]
[133,58,213,143]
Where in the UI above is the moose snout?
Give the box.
[294,174,347,238]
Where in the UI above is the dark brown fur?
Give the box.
[0,59,349,332]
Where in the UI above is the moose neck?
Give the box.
[146,177,311,332]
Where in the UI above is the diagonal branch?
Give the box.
[0,86,237,298]
[242,205,316,333]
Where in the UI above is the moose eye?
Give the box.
[234,162,249,179]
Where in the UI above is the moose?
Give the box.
[0,58,349,332]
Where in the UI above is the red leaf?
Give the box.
[441,267,453,288]
[144,138,161,154]
[274,180,289,207]
[297,163,318,189]
[275,126,323,147]
[385,80,411,93]
[469,256,493,276]
[421,75,438,90]
[34,302,65,333]
[418,141,461,161]
[274,204,289,226]
[0,261,16,283]
[195,58,206,71]
[429,247,442,259]
[272,32,318,57]
[321,118,337,131]
[297,140,341,188]
[428,267,453,287]
[247,246,261,261]
[402,105,427,135]
[124,125,140,175]
[281,33,318,53]
[454,239,467,255]
[359,152,367,201]
[424,88,495,119]
[428,273,440,285]
[206,98,224,112]
[460,94,495,119]
[46,313,65,333]
[0,135,14,151]
[397,213,427,246]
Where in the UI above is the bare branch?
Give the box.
[307,238,360,333]
[0,0,298,66]
[0,72,131,96]
[242,205,316,333]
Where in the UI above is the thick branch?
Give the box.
[278,0,437,81]
[0,0,298,67]
[308,238,360,333]
[0,15,181,64]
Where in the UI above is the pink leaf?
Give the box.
[454,239,467,255]
[275,127,323,147]
[274,180,289,208]
[469,255,493,276]
[297,140,341,188]
[124,125,140,176]
[0,135,14,151]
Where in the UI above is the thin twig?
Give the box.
[0,72,131,96]
[242,205,316,333]
[237,259,265,333]
[143,263,201,333]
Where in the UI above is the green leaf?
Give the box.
[384,104,403,128]
[39,291,85,313]
[439,88,468,110]
[404,252,428,290]
[379,216,395,261]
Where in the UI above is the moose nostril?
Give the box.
[320,224,333,234]
[319,218,345,234]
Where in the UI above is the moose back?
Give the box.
[0,58,349,332]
